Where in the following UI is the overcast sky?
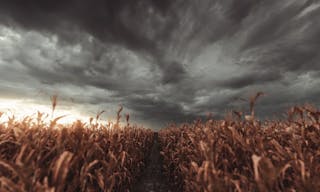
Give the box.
[0,0,320,129]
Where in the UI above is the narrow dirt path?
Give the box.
[133,132,171,192]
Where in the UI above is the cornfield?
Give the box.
[0,111,154,192]
[159,104,320,191]
[1,96,320,192]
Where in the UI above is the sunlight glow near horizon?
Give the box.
[0,98,108,125]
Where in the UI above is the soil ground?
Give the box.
[132,133,172,192]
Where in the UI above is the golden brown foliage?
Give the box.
[159,105,320,192]
[0,115,153,192]
[50,95,58,118]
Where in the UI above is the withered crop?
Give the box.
[159,104,320,192]
[0,112,153,192]
[1,96,320,192]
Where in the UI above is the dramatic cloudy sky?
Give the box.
[0,0,320,129]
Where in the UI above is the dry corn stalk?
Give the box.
[0,110,154,192]
[159,104,320,191]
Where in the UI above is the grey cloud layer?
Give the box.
[0,0,320,129]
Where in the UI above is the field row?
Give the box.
[1,104,320,192]
[0,113,154,192]
[159,105,320,191]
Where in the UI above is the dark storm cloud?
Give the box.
[240,1,310,49]
[161,61,187,84]
[126,96,204,125]
[0,0,266,80]
[0,0,192,91]
[217,70,283,89]
[1,0,320,129]
[227,0,262,21]
[238,1,320,74]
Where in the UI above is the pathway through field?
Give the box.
[133,133,172,192]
